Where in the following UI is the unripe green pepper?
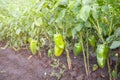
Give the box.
[88,35,96,48]
[96,44,108,68]
[54,45,63,57]
[54,33,65,49]
[54,33,65,57]
[73,42,82,56]
[30,39,38,55]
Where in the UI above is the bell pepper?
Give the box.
[54,45,64,57]
[54,33,65,57]
[30,39,38,55]
[54,33,65,49]
[96,44,108,68]
[73,42,82,56]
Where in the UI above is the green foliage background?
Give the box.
[0,0,120,48]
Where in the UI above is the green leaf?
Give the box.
[55,9,66,23]
[51,0,61,11]
[16,28,21,35]
[100,24,109,36]
[91,3,99,20]
[37,1,45,11]
[28,38,32,43]
[72,28,76,39]
[66,28,72,37]
[82,0,91,5]
[67,0,75,9]
[72,23,83,38]
[75,23,83,31]
[112,70,117,79]
[34,17,43,26]
[48,48,53,57]
[106,35,115,44]
[0,23,2,29]
[84,21,91,27]
[101,5,109,13]
[78,5,91,21]
[59,0,68,6]
[114,28,120,37]
[110,41,120,49]
[40,38,46,47]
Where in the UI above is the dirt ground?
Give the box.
[0,43,120,80]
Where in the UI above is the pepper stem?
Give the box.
[107,58,112,80]
[86,31,90,75]
[80,32,88,76]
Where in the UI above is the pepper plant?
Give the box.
[0,0,120,79]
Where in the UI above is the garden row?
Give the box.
[0,0,120,79]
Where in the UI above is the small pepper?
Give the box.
[88,35,96,48]
[73,42,82,56]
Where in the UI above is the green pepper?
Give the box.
[54,33,65,49]
[54,33,65,57]
[96,44,108,68]
[88,35,96,48]
[73,42,82,56]
[30,39,38,55]
[54,45,64,57]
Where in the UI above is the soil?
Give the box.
[0,42,120,80]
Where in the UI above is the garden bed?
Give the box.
[0,47,117,80]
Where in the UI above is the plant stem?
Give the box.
[66,49,72,70]
[86,31,90,75]
[114,56,119,80]
[109,18,113,36]
[96,20,105,43]
[107,58,112,80]
[115,57,118,73]
[80,32,88,76]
